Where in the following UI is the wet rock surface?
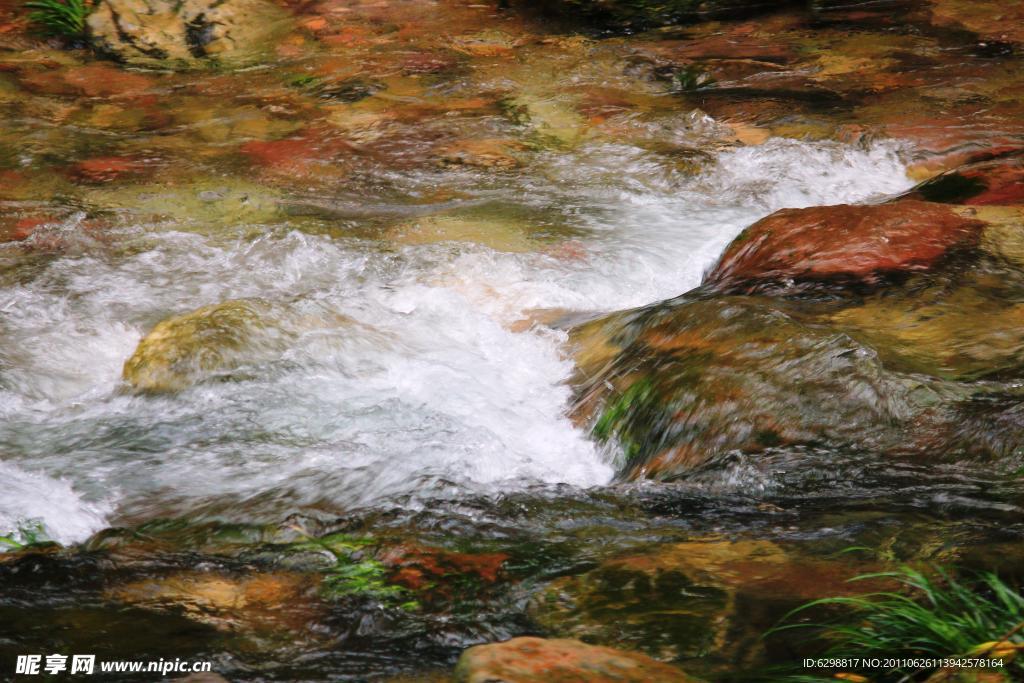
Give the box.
[571,154,1024,479]
[705,200,986,293]
[572,294,954,478]
[901,150,1024,206]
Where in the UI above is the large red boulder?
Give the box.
[704,200,985,292]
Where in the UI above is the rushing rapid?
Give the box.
[0,136,913,541]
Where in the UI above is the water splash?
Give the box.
[0,462,112,546]
[0,137,913,537]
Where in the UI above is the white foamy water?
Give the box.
[0,462,112,546]
[0,136,913,542]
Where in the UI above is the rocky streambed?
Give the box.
[0,0,1023,680]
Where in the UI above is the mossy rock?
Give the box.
[388,213,540,253]
[123,299,279,392]
[827,282,1024,381]
[84,177,284,231]
[123,300,364,392]
[570,292,1024,479]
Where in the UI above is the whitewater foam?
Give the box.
[0,462,111,546]
[0,136,914,539]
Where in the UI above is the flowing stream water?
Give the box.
[4,2,1024,678]
[0,136,913,543]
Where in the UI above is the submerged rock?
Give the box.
[18,64,155,97]
[381,544,508,594]
[108,570,321,634]
[85,177,284,230]
[86,0,293,69]
[388,214,539,253]
[828,283,1024,381]
[928,0,1024,46]
[436,138,526,169]
[454,636,696,682]
[503,93,589,148]
[704,201,986,293]
[69,155,149,184]
[530,538,881,667]
[571,295,962,478]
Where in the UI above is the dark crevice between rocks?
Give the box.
[512,0,804,33]
[317,78,385,104]
[185,13,218,58]
[106,5,170,60]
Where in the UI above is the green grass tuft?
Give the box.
[24,0,91,39]
[0,519,50,550]
[771,565,1024,681]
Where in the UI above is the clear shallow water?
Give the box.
[0,135,913,542]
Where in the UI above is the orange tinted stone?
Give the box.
[381,544,508,588]
[64,65,154,97]
[70,156,147,183]
[455,637,696,683]
[22,65,155,97]
[10,216,51,241]
[301,16,328,31]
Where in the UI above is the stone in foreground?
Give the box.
[454,637,696,682]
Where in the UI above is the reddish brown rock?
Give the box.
[299,16,328,33]
[380,544,508,593]
[705,201,986,292]
[240,128,353,181]
[0,214,108,250]
[454,637,696,683]
[3,215,53,242]
[241,137,310,167]
[20,65,155,98]
[69,156,149,183]
[903,151,1024,206]
[885,112,1024,181]
[928,0,1024,45]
